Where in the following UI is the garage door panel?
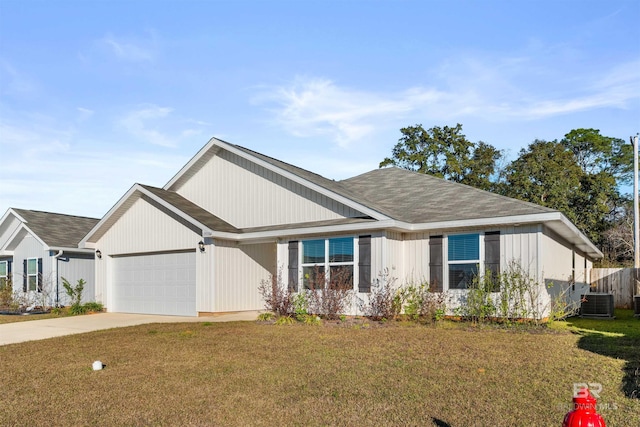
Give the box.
[112,252,196,316]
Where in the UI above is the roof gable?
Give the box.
[5,209,99,249]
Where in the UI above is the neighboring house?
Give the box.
[0,208,99,308]
[80,137,602,318]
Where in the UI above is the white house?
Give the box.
[0,208,99,308]
[80,138,602,317]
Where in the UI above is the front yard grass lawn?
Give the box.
[1,314,638,426]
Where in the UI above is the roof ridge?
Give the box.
[12,208,100,221]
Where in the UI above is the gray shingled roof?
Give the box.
[339,167,556,223]
[13,209,99,248]
[140,185,240,233]
[232,144,555,224]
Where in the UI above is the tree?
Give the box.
[500,140,583,224]
[561,128,632,181]
[380,123,502,191]
[499,137,627,248]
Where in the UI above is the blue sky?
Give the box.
[1,0,638,219]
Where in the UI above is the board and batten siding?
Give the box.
[400,232,430,285]
[93,197,202,309]
[58,255,95,305]
[542,227,592,305]
[172,150,365,229]
[0,215,21,248]
[11,232,63,306]
[211,240,275,312]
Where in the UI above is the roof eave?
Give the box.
[204,212,602,260]
[80,184,214,248]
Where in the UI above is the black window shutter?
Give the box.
[358,236,371,293]
[484,232,500,291]
[37,258,43,292]
[288,241,298,292]
[23,259,27,292]
[429,236,443,292]
[7,259,12,281]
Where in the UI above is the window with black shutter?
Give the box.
[288,241,299,292]
[484,231,500,291]
[429,236,443,292]
[358,235,371,293]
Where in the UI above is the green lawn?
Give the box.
[1,313,638,426]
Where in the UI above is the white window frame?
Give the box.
[445,233,485,291]
[27,257,38,292]
[300,237,356,290]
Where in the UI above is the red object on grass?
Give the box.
[562,388,606,427]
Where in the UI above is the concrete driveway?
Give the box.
[0,311,260,346]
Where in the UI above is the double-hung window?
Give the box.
[448,233,480,290]
[0,261,8,288]
[27,258,38,292]
[301,237,354,289]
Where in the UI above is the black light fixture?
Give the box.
[198,241,206,252]
[96,250,102,259]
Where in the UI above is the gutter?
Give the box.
[53,250,64,307]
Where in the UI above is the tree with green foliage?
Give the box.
[379,123,502,191]
[561,128,631,180]
[499,139,582,217]
[381,124,632,263]
[499,132,627,247]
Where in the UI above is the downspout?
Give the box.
[53,250,64,307]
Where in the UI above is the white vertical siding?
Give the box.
[541,229,574,284]
[0,215,21,249]
[97,197,201,255]
[196,244,214,313]
[93,197,202,311]
[401,232,430,285]
[58,255,96,305]
[502,225,541,278]
[542,227,589,306]
[212,241,276,312]
[12,233,54,306]
[174,150,365,229]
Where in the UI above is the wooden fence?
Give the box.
[590,268,640,308]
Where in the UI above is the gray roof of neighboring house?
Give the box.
[13,209,99,248]
[339,167,556,223]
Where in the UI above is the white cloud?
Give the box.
[119,105,176,147]
[253,56,640,146]
[100,32,156,62]
[77,107,95,121]
[0,61,38,98]
[117,104,207,148]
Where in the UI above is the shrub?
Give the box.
[257,312,275,322]
[62,277,85,312]
[306,266,353,320]
[292,292,309,321]
[83,302,104,313]
[0,279,13,309]
[547,279,580,322]
[258,268,293,317]
[462,274,497,323]
[358,269,402,321]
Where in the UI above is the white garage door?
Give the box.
[112,251,196,316]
